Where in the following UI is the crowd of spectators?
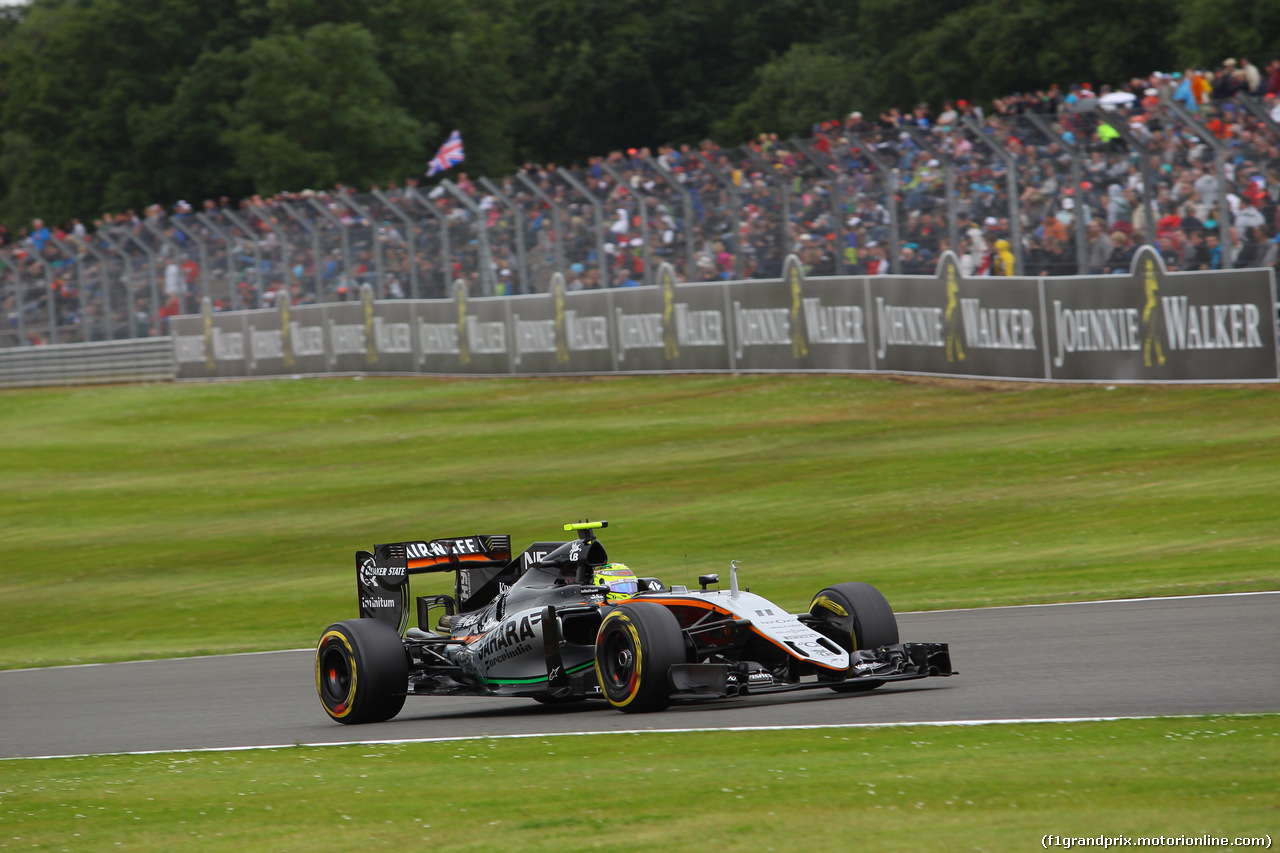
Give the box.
[3,56,1279,347]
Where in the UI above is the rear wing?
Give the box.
[380,535,513,572]
[356,535,512,632]
[354,523,609,634]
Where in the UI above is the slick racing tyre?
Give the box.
[316,619,409,724]
[809,582,899,693]
[594,603,686,713]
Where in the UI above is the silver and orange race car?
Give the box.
[316,521,955,724]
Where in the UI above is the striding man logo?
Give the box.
[455,280,471,366]
[280,294,294,368]
[661,264,679,361]
[944,261,965,363]
[362,283,377,365]
[202,297,216,372]
[552,274,569,364]
[787,257,809,359]
[1141,258,1165,367]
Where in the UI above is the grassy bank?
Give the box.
[3,375,1278,667]
[1,715,1275,852]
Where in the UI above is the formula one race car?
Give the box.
[316,521,954,724]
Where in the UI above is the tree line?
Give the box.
[0,0,1272,229]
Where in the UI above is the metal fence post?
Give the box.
[742,145,793,258]
[278,202,323,298]
[599,161,652,286]
[440,179,498,296]
[1023,113,1089,275]
[306,197,353,290]
[371,189,420,298]
[960,116,1024,275]
[515,172,567,280]
[77,235,115,341]
[250,207,296,295]
[167,216,209,302]
[904,127,959,255]
[558,167,611,290]
[790,138,847,275]
[641,157,697,279]
[851,135,903,274]
[337,194,384,296]
[5,248,26,346]
[27,251,56,344]
[1092,111,1158,251]
[404,186,452,295]
[115,228,163,335]
[141,220,190,311]
[96,230,139,338]
[689,150,743,279]
[48,235,87,343]
[219,208,266,295]
[1162,97,1235,269]
[477,177,528,294]
[196,212,240,308]
[1233,94,1280,139]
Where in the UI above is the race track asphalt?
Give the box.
[3,592,1278,759]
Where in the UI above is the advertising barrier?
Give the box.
[170,250,1279,384]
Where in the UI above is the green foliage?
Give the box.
[0,0,1276,227]
[1170,0,1280,69]
[222,23,424,193]
[710,44,870,142]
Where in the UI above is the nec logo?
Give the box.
[523,551,550,568]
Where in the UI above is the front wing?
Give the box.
[668,642,955,698]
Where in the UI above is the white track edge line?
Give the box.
[9,590,1277,673]
[0,647,316,674]
[898,589,1279,615]
[5,713,1274,762]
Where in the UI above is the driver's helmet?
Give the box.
[592,563,639,601]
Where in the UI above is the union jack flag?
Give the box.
[427,130,465,177]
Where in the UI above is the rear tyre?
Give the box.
[594,603,686,713]
[809,582,899,693]
[316,619,408,724]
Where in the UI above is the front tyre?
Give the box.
[316,619,408,724]
[810,582,899,693]
[594,603,686,713]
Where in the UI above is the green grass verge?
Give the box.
[1,716,1275,852]
[3,375,1279,668]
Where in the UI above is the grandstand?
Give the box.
[2,63,1278,349]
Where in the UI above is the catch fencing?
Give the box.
[169,249,1278,384]
[7,92,1279,355]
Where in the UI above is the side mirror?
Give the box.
[698,574,719,590]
